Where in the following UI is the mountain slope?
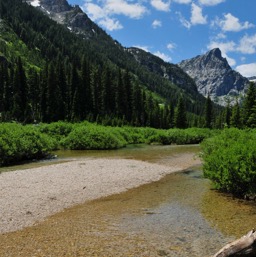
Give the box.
[25,0,205,104]
[127,47,198,95]
[0,0,219,127]
[178,48,249,105]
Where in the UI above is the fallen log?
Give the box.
[213,229,256,257]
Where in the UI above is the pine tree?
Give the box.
[247,103,256,128]
[174,96,187,129]
[224,98,231,127]
[27,68,40,122]
[12,58,28,122]
[90,65,100,117]
[45,63,63,122]
[81,57,91,117]
[243,82,256,127]
[230,100,241,128]
[204,94,213,128]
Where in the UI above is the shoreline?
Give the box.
[0,154,200,234]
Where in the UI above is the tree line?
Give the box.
[204,82,256,129]
[1,57,256,128]
[0,57,175,128]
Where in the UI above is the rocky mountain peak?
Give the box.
[178,48,249,105]
[26,0,102,38]
[208,48,222,59]
[40,0,71,12]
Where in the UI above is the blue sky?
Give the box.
[67,0,256,77]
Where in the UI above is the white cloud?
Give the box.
[83,2,105,21]
[104,0,148,19]
[150,0,171,12]
[173,0,191,4]
[176,11,191,29]
[236,63,256,77]
[152,19,162,28]
[82,0,148,31]
[167,42,176,50]
[99,17,123,31]
[154,51,172,62]
[207,40,236,66]
[199,0,226,6]
[214,13,254,32]
[237,34,256,54]
[190,3,207,25]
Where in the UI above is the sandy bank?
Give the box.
[0,154,200,234]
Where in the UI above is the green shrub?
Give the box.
[200,128,256,197]
[0,123,57,166]
[38,121,74,141]
[61,124,127,150]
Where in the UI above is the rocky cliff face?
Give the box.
[178,48,249,105]
[128,47,198,95]
[26,0,102,38]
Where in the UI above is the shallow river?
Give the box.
[0,145,255,256]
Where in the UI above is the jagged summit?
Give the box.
[178,48,249,105]
[26,0,102,38]
[208,48,222,59]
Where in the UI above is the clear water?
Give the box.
[0,144,255,257]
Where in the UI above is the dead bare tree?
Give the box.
[213,229,256,257]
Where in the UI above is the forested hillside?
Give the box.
[0,0,219,128]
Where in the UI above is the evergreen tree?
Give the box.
[243,82,256,127]
[247,103,256,128]
[39,65,48,122]
[174,96,187,129]
[123,70,133,122]
[81,56,91,117]
[90,65,100,117]
[56,61,67,120]
[12,58,28,122]
[224,98,231,127]
[45,63,63,122]
[204,94,213,128]
[230,100,241,128]
[27,68,40,122]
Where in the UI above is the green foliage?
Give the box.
[0,123,57,166]
[200,128,256,197]
[38,121,74,141]
[147,128,214,145]
[0,121,217,167]
[174,96,187,129]
[61,124,127,150]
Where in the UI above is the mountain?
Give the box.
[24,0,208,108]
[248,76,256,83]
[26,0,104,39]
[178,48,249,105]
[127,47,198,96]
[0,0,220,127]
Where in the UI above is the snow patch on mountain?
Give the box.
[31,0,40,7]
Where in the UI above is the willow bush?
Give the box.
[60,124,127,150]
[200,128,256,197]
[0,123,57,166]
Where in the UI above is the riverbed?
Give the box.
[0,144,255,256]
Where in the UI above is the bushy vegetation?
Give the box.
[147,128,215,145]
[200,128,256,198]
[0,122,213,166]
[61,123,127,150]
[0,123,57,166]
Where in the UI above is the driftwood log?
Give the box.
[213,229,256,257]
